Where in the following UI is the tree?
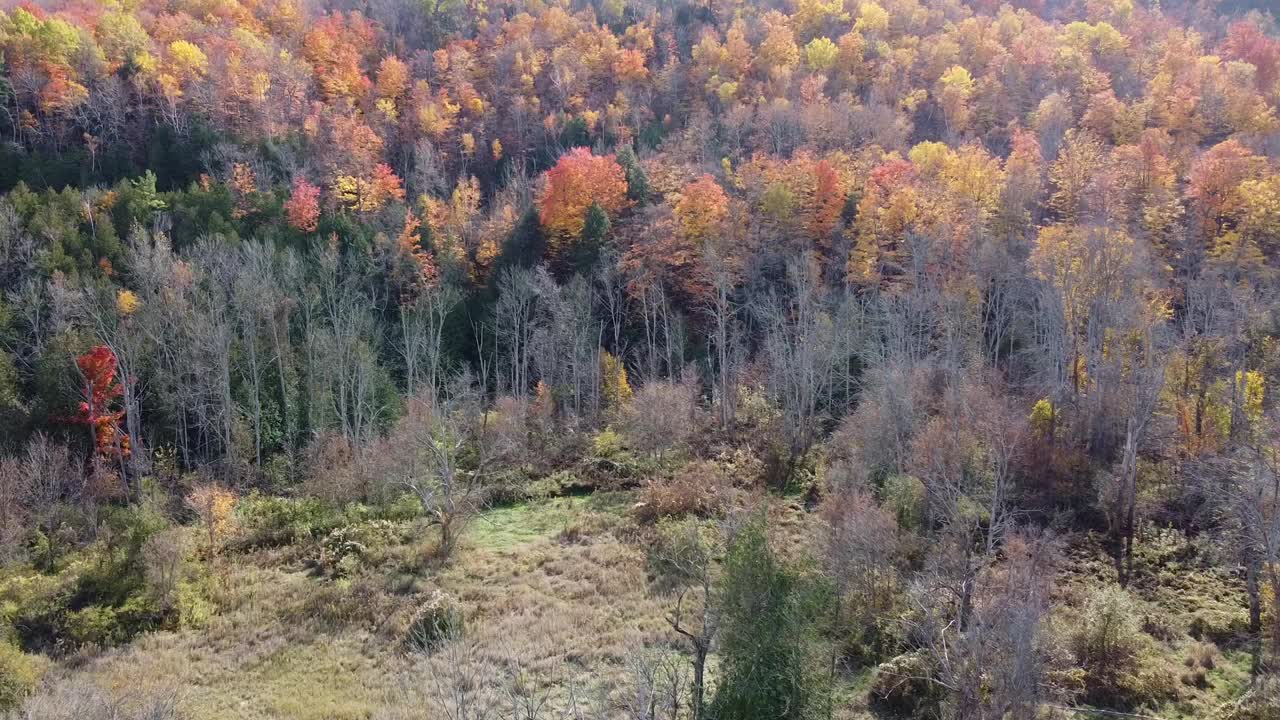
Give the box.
[388,375,510,560]
[936,65,975,135]
[672,175,730,253]
[399,279,461,398]
[756,254,845,486]
[819,486,900,672]
[616,145,651,205]
[537,148,630,260]
[284,177,321,233]
[909,531,1066,719]
[574,202,610,274]
[652,518,722,720]
[71,345,131,469]
[805,37,839,72]
[1210,448,1280,674]
[711,513,828,720]
[332,163,406,213]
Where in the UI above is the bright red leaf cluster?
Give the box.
[73,345,131,460]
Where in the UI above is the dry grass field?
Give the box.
[4,488,1267,720]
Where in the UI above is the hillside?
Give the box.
[2,0,1280,718]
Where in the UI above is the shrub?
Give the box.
[591,428,625,459]
[381,493,424,522]
[298,432,362,504]
[869,650,941,718]
[174,577,217,630]
[288,576,397,633]
[142,529,186,610]
[645,517,718,591]
[405,590,463,652]
[315,521,399,578]
[526,469,582,501]
[1188,606,1249,644]
[633,460,730,524]
[63,593,167,650]
[1070,587,1143,698]
[1068,586,1180,709]
[1185,640,1218,670]
[234,493,342,547]
[62,605,122,648]
[881,474,926,532]
[618,379,699,461]
[7,683,179,720]
[185,483,238,555]
[0,643,45,712]
[2,572,77,653]
[1141,608,1184,642]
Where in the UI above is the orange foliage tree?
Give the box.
[537,148,630,258]
[285,177,322,232]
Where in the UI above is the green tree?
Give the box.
[574,202,610,274]
[616,144,651,205]
[712,514,829,720]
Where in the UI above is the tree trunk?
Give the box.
[691,642,707,720]
[1246,554,1262,676]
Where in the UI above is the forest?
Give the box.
[0,0,1279,717]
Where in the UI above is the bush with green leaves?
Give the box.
[710,514,830,720]
[233,493,344,547]
[235,494,419,550]
[880,474,926,532]
[1,505,177,654]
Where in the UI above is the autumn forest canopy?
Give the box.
[1,0,1280,717]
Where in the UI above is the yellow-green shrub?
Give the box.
[0,642,45,711]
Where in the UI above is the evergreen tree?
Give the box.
[711,513,829,720]
[617,144,650,205]
[573,202,610,274]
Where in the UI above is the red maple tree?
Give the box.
[73,346,131,460]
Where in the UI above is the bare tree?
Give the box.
[1209,446,1280,675]
[652,520,722,720]
[232,241,288,468]
[617,650,689,720]
[494,267,544,400]
[819,485,900,682]
[618,373,700,463]
[18,433,79,570]
[755,253,845,486]
[704,245,739,428]
[0,456,27,565]
[907,531,1064,720]
[400,279,461,399]
[424,636,496,720]
[390,374,510,560]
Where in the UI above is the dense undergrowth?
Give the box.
[1,448,1276,719]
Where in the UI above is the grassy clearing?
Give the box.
[36,560,406,720]
[25,493,675,719]
[466,497,584,550]
[11,494,1260,720]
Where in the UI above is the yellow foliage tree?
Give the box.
[600,351,633,412]
[187,484,238,555]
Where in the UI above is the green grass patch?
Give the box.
[468,496,595,550]
[466,492,633,551]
